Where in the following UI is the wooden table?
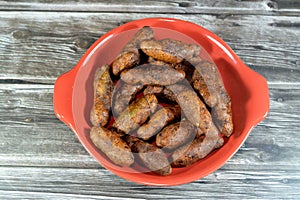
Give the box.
[1,0,299,199]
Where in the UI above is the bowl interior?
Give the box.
[72,18,258,185]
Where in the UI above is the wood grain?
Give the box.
[0,83,299,199]
[0,167,299,199]
[0,0,284,15]
[0,12,299,84]
[0,0,299,199]
[1,0,299,17]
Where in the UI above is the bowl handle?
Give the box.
[248,71,270,125]
[53,68,78,133]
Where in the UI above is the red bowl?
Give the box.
[53,18,269,186]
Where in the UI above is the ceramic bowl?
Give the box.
[53,18,269,186]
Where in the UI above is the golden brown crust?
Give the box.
[90,98,109,127]
[143,85,163,95]
[171,123,223,167]
[120,64,185,86]
[156,120,196,150]
[112,82,144,117]
[148,57,195,84]
[90,65,114,126]
[112,94,158,134]
[90,126,134,166]
[140,39,201,64]
[112,52,139,75]
[192,66,218,107]
[136,105,181,140]
[124,136,172,176]
[192,60,233,136]
[213,92,233,137]
[167,83,212,132]
[174,63,195,84]
[112,26,154,75]
[143,85,177,102]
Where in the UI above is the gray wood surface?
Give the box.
[0,0,299,199]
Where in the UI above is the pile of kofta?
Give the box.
[90,26,233,176]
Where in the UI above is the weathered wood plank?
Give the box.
[0,191,133,200]
[275,0,300,9]
[0,12,299,84]
[0,81,299,198]
[0,166,299,199]
[0,84,96,168]
[0,83,299,169]
[1,0,299,16]
[0,0,280,15]
[0,0,299,199]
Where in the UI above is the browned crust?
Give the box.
[167,83,212,133]
[90,65,114,126]
[112,94,158,134]
[192,60,233,136]
[90,126,134,166]
[192,64,218,107]
[112,26,154,75]
[112,82,144,117]
[213,92,233,137]
[140,39,201,64]
[143,85,177,102]
[120,64,185,86]
[124,136,172,176]
[156,120,196,150]
[136,105,181,140]
[171,123,223,167]
[112,52,140,75]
